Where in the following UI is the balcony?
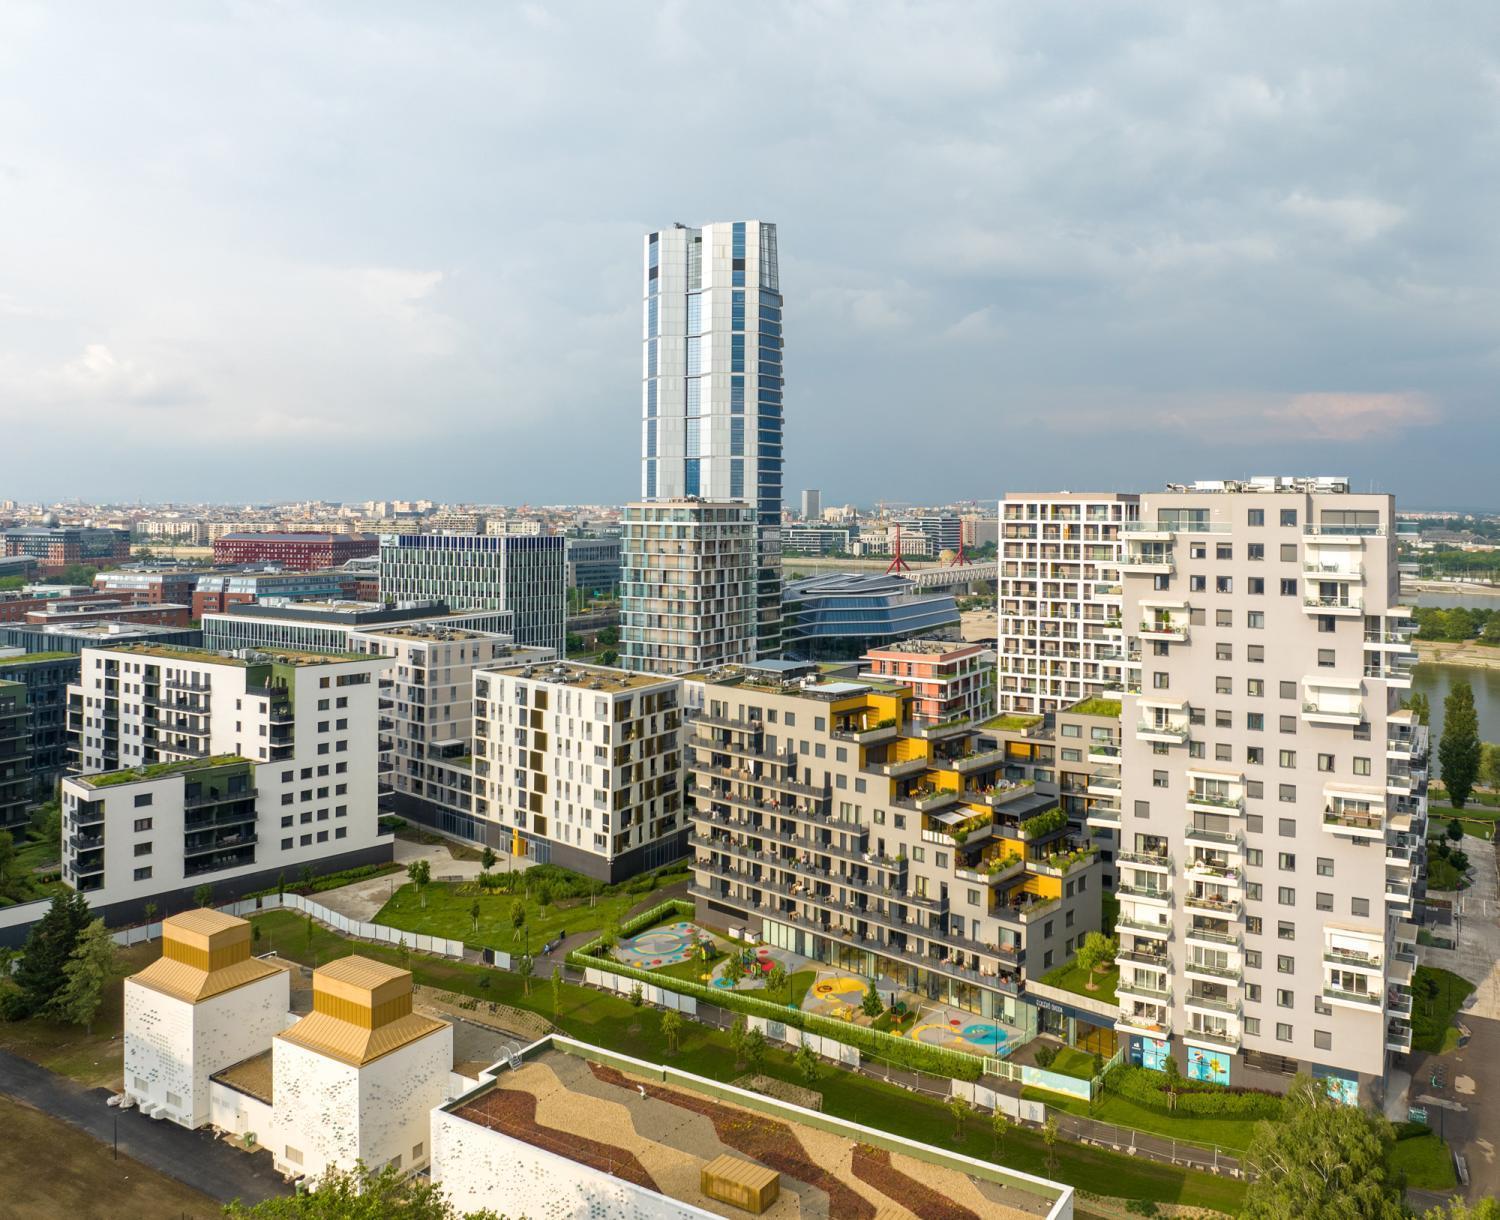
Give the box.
[1323,945,1383,972]
[1302,699,1364,727]
[1186,789,1244,816]
[1117,948,1172,969]
[1185,924,1241,949]
[1120,550,1175,575]
[1087,771,1121,796]
[1323,807,1384,839]
[949,747,1008,775]
[832,722,900,746]
[965,779,1036,808]
[1086,804,1121,829]
[1117,883,1172,906]
[873,756,930,780]
[1137,721,1190,744]
[1118,851,1172,873]
[1185,860,1241,886]
[1184,891,1241,917]
[1184,822,1244,851]
[1115,1010,1172,1036]
[1387,1019,1413,1053]
[1304,559,1364,578]
[1183,1025,1241,1052]
[1117,975,1172,1004]
[1323,983,1383,1011]
[1117,914,1172,939]
[1138,620,1189,642]
[1302,594,1364,616]
[1305,523,1386,538]
[1185,958,1242,983]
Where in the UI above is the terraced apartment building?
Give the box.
[997,492,1137,716]
[685,659,1105,1028]
[1114,477,1422,1102]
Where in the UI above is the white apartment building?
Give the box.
[619,500,757,675]
[347,625,551,842]
[998,493,1138,716]
[62,643,391,915]
[1114,477,1421,1102]
[471,662,686,881]
[641,221,784,657]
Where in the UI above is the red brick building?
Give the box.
[211,533,377,571]
[23,599,192,629]
[0,591,118,624]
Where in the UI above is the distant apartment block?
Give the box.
[564,535,621,597]
[203,600,513,656]
[63,643,391,916]
[93,569,202,606]
[801,488,821,520]
[23,597,191,629]
[998,493,1138,716]
[377,533,566,656]
[620,500,758,675]
[0,620,201,658]
[471,662,687,880]
[0,651,80,810]
[3,525,131,573]
[1114,476,1420,1100]
[860,639,992,727]
[192,569,354,618]
[0,679,30,831]
[212,533,378,571]
[899,513,964,555]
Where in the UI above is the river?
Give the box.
[1407,587,1500,741]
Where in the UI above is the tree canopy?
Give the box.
[1242,1075,1403,1220]
[223,1162,511,1219]
[7,891,92,1018]
[1439,680,1482,808]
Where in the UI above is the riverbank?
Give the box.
[1416,640,1500,670]
[1405,580,1500,598]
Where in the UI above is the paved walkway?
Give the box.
[1423,834,1500,1020]
[316,837,500,922]
[0,1049,290,1206]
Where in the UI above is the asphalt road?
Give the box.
[0,1048,290,1207]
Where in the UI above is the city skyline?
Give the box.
[3,5,1497,506]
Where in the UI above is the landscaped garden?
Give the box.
[1411,965,1475,1053]
[1388,1120,1458,1190]
[374,861,689,952]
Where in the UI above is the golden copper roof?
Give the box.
[277,1010,447,1067]
[129,952,286,1004]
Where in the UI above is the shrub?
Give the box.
[1106,1065,1283,1119]
[1019,806,1067,839]
[1034,1045,1057,1069]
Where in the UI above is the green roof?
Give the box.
[1068,698,1122,719]
[80,754,252,789]
[981,713,1044,731]
[104,642,371,667]
[0,651,76,668]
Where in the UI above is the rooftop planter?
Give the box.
[1017,806,1067,840]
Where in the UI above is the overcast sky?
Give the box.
[2,3,1497,509]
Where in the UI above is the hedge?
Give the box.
[1105,1065,1284,1119]
[569,902,984,1082]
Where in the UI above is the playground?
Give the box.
[615,920,714,969]
[906,1006,1018,1056]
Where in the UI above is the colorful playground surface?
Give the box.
[907,1008,1019,1057]
[616,921,714,969]
[801,970,877,1018]
[709,943,799,990]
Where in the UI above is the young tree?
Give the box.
[795,1039,820,1085]
[1440,681,1482,808]
[222,1159,504,1218]
[10,891,91,1017]
[1480,742,1500,793]
[517,954,534,997]
[480,846,497,873]
[194,883,214,908]
[743,1027,767,1075]
[469,900,481,934]
[1162,1054,1183,1112]
[661,1008,682,1057]
[628,981,644,1033]
[1448,818,1465,844]
[947,1094,970,1141]
[407,859,432,909]
[550,964,562,1023]
[765,962,788,998]
[596,922,617,959]
[1243,1075,1403,1220]
[1074,932,1118,990]
[1042,1115,1060,1176]
[142,901,158,927]
[1409,691,1431,727]
[991,1107,1010,1158]
[861,981,884,1019]
[50,918,116,1033]
[730,1014,748,1068]
[1422,1200,1500,1220]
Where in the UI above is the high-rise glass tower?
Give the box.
[640,221,783,657]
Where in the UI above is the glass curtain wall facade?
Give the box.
[641,221,783,657]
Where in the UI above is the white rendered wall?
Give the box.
[431,1108,718,1220]
[124,970,288,1129]
[208,1082,273,1145]
[356,1025,452,1175]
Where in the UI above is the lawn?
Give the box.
[0,941,156,1089]
[1041,958,1119,1006]
[0,1095,219,1219]
[246,909,1244,1213]
[1045,1047,1100,1080]
[374,866,687,952]
[1035,1088,1265,1154]
[1412,966,1476,1053]
[1389,1124,1458,1191]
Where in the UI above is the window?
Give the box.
[1278,816,1296,835]
[1190,574,1206,592]
[1247,677,1264,696]
[1279,785,1297,803]
[1353,756,1371,776]
[1279,749,1296,768]
[1245,948,1262,968]
[1278,886,1295,905]
[1277,921,1295,940]
[1277,989,1294,1008]
[1280,579,1298,596]
[1247,746,1264,765]
[133,841,152,857]
[1247,916,1263,936]
[1246,881,1263,901]
[1248,610,1265,628]
[1351,897,1370,917]
[1278,852,1296,871]
[1245,1017,1261,1036]
[1152,671,1170,689]
[1317,753,1334,772]
[1316,857,1334,877]
[133,817,152,832]
[1153,770,1169,788]
[1246,983,1263,1002]
[1276,1022,1293,1042]
[1314,1029,1332,1051]
[133,793,152,808]
[1316,892,1333,911]
[1247,712,1264,731]
[1216,610,1233,628]
[1190,542,1206,560]
[133,866,152,881]
[1277,955,1294,973]
[1216,576,1233,593]
[1317,648,1335,668]
[1248,508,1265,526]
[1248,542,1265,560]
[1280,509,1298,527]
[1248,576,1265,595]
[1279,715,1297,734]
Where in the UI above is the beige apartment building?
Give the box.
[998,493,1138,716]
[470,662,687,880]
[686,659,1104,1030]
[1115,477,1420,1101]
[859,639,993,727]
[619,500,758,675]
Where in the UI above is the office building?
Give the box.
[801,488,821,521]
[192,569,354,618]
[62,643,391,917]
[860,639,992,727]
[0,651,80,810]
[0,679,29,831]
[212,533,378,571]
[781,572,958,661]
[687,660,1102,1030]
[564,535,621,597]
[998,493,1138,716]
[0,619,201,658]
[472,662,686,880]
[433,1036,1075,1220]
[202,600,513,656]
[641,220,784,657]
[3,525,131,573]
[377,533,566,655]
[23,597,191,629]
[779,524,853,555]
[619,500,758,675]
[1114,477,1420,1101]
[900,513,964,555]
[93,569,202,606]
[347,626,549,838]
